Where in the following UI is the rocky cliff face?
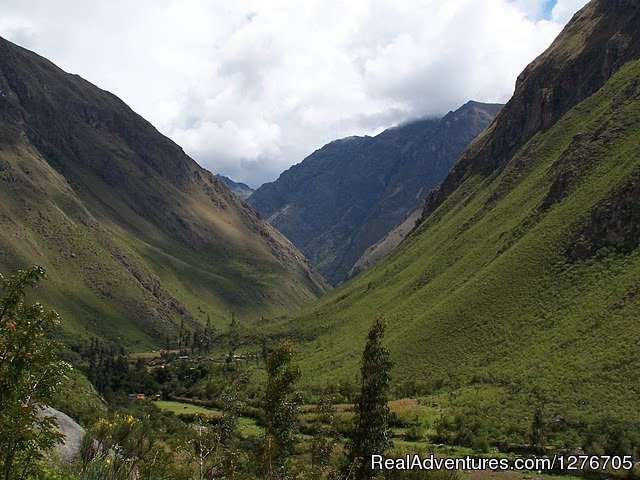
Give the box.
[0,37,327,347]
[249,101,501,284]
[419,0,640,225]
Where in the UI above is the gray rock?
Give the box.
[37,406,86,463]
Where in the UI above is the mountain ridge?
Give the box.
[248,101,502,284]
[0,36,327,348]
[216,174,255,199]
[419,0,640,226]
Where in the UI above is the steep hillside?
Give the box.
[349,208,421,277]
[216,174,255,199]
[270,0,640,429]
[0,37,327,349]
[248,102,501,284]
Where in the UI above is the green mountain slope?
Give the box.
[271,0,640,428]
[0,37,327,349]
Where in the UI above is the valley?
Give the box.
[2,0,640,478]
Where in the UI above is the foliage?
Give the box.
[0,267,70,480]
[308,393,338,479]
[259,341,301,480]
[530,399,546,452]
[582,417,640,456]
[345,316,393,480]
[225,311,239,371]
[190,372,247,479]
[49,368,107,427]
[79,413,155,480]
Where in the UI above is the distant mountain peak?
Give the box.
[248,100,502,284]
[215,174,255,199]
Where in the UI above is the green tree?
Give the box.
[225,311,239,371]
[345,316,393,480]
[0,267,70,480]
[530,400,546,452]
[309,393,337,479]
[191,373,247,479]
[260,341,301,480]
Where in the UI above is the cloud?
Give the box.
[551,0,590,23]
[0,0,588,187]
[511,0,549,18]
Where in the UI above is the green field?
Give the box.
[155,400,220,417]
[155,400,262,436]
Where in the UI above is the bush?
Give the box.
[404,425,426,442]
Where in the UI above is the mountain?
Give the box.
[215,174,255,199]
[349,207,421,277]
[269,0,640,434]
[0,36,327,349]
[248,101,502,284]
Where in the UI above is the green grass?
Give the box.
[154,400,262,436]
[257,60,640,439]
[155,400,220,417]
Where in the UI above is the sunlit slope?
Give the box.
[278,57,640,420]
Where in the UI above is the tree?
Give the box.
[202,315,215,352]
[191,373,247,479]
[0,267,70,480]
[260,341,301,480]
[345,316,393,480]
[530,397,546,453]
[225,311,239,371]
[309,392,337,479]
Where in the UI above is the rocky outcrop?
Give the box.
[567,171,640,260]
[37,407,86,464]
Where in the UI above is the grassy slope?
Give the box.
[0,144,164,347]
[0,36,328,349]
[70,153,326,327]
[270,60,640,424]
[0,139,321,350]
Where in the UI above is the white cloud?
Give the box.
[0,0,588,187]
[551,0,590,23]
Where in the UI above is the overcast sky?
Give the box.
[0,0,588,187]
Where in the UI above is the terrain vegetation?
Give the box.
[254,0,640,447]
